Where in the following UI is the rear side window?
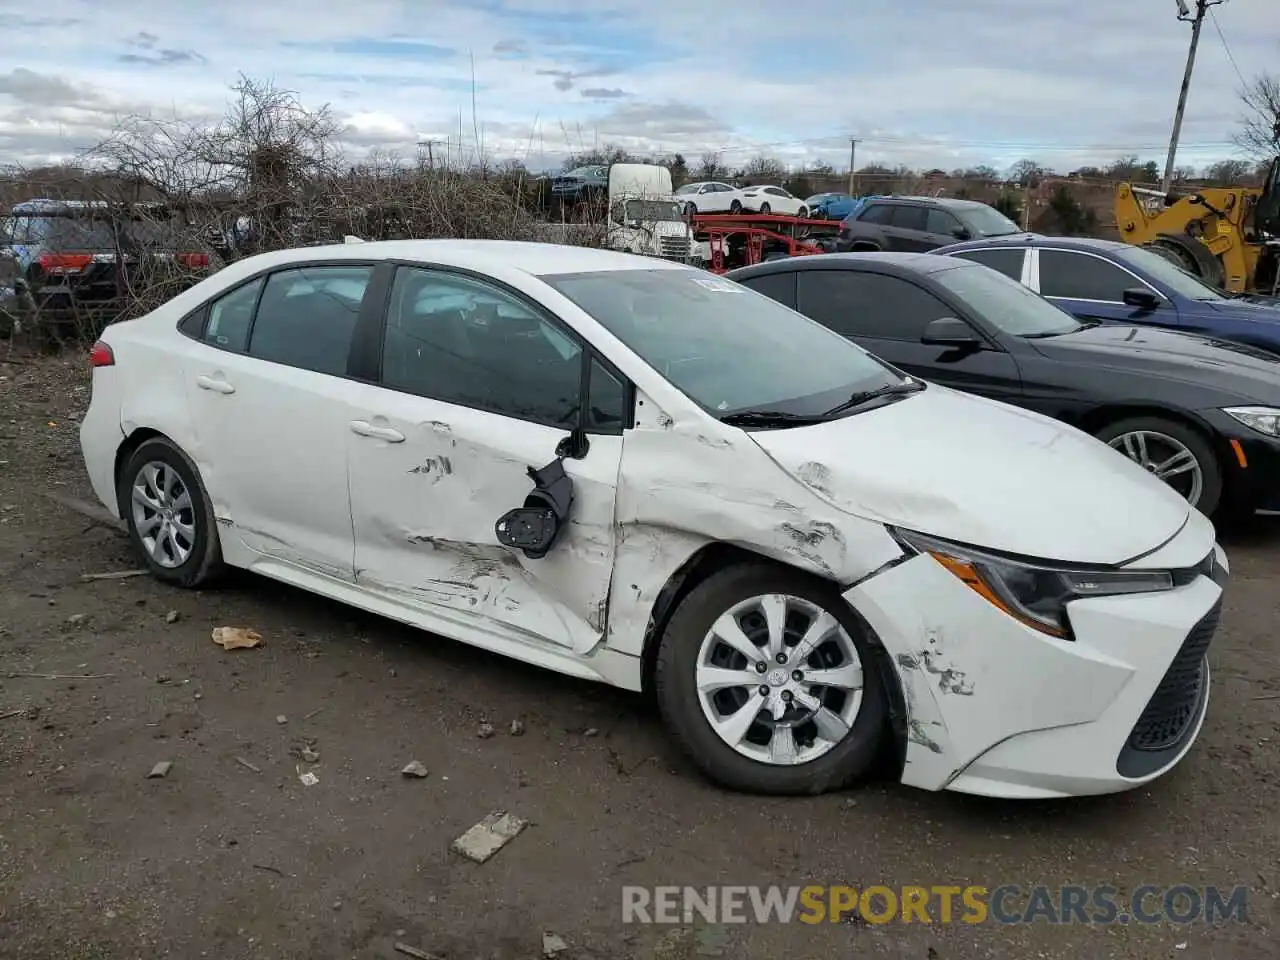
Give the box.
[203,278,264,351]
[890,206,929,231]
[857,204,894,225]
[797,271,952,341]
[737,272,797,308]
[950,248,1026,281]
[1037,250,1135,302]
[247,265,374,375]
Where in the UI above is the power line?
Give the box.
[1208,7,1249,90]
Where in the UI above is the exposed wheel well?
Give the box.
[849,241,881,252]
[113,428,167,505]
[636,542,908,778]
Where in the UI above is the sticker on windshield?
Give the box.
[689,275,743,293]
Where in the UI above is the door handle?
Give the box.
[349,420,405,443]
[196,375,235,395]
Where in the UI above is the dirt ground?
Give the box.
[1,350,1278,960]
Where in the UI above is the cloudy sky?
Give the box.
[1,0,1276,174]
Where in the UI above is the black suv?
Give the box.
[836,196,1022,253]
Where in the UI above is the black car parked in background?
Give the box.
[727,252,1280,519]
[836,196,1023,254]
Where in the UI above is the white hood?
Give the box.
[749,386,1192,565]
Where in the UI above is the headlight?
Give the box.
[891,528,1174,639]
[1223,406,1280,437]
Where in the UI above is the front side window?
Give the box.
[960,205,1022,238]
[931,262,1081,337]
[542,268,904,420]
[248,265,373,375]
[926,208,965,237]
[1037,250,1136,302]
[738,272,797,309]
[1115,246,1226,301]
[381,267,585,429]
[797,271,951,341]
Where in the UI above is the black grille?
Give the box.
[1127,598,1220,752]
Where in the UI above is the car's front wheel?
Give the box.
[654,564,887,795]
[1094,416,1223,515]
[118,437,224,587]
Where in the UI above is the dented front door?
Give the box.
[344,263,624,653]
[345,392,622,652]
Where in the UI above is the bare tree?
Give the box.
[1203,159,1254,186]
[1235,70,1280,160]
[1008,159,1048,187]
[742,154,786,184]
[694,151,728,180]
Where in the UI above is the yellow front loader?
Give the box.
[1114,157,1280,297]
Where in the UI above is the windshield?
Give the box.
[959,205,1022,237]
[621,199,683,222]
[932,262,1083,337]
[541,268,906,419]
[1115,246,1227,301]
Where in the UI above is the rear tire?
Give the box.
[654,563,887,796]
[118,437,224,588]
[730,200,743,214]
[1093,416,1223,516]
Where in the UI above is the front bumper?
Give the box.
[1201,409,1280,511]
[844,518,1226,799]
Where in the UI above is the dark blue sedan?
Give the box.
[934,234,1280,354]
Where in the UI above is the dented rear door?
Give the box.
[345,263,627,653]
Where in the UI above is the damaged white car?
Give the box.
[79,240,1228,799]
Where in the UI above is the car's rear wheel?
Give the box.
[798,206,810,219]
[654,564,887,795]
[685,202,698,216]
[1094,416,1222,515]
[730,200,743,214]
[118,437,224,587]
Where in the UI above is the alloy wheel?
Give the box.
[130,460,197,568]
[1109,430,1204,506]
[695,593,864,766]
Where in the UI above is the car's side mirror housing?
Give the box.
[1123,287,1163,311]
[951,227,971,240]
[921,317,981,347]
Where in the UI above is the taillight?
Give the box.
[38,251,94,274]
[88,340,114,368]
[177,251,210,268]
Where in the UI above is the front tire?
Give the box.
[654,563,887,795]
[118,437,224,587]
[1094,416,1223,515]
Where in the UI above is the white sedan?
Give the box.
[738,185,809,217]
[80,239,1227,799]
[674,181,747,214]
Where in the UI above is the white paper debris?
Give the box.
[450,811,527,863]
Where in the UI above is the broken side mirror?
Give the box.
[494,458,575,559]
[555,427,590,460]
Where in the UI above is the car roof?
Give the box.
[862,195,994,211]
[935,233,1132,255]
[726,251,972,281]
[217,239,689,278]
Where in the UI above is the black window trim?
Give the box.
[794,265,1006,350]
[370,259,636,436]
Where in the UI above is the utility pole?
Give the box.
[1162,0,1225,194]
[847,139,859,195]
